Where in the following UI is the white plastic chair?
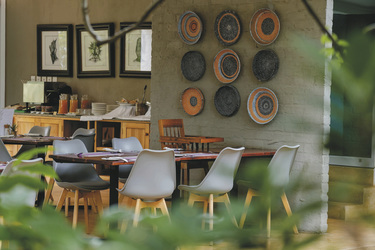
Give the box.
[238,145,300,237]
[0,140,12,162]
[72,128,95,152]
[118,149,175,227]
[53,139,110,230]
[178,147,245,230]
[0,158,43,207]
[112,137,143,183]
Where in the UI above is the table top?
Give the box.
[159,135,224,144]
[50,148,275,166]
[1,136,68,146]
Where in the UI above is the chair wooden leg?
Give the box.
[56,189,68,212]
[94,191,104,213]
[281,192,298,234]
[72,191,80,229]
[43,178,55,206]
[209,194,214,231]
[223,193,238,227]
[267,207,271,238]
[187,194,195,207]
[202,201,208,229]
[89,195,98,214]
[133,199,142,227]
[65,197,69,217]
[239,189,254,229]
[83,197,89,231]
[159,199,170,219]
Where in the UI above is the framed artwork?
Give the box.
[76,23,115,78]
[37,24,73,77]
[120,22,152,78]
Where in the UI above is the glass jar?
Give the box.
[58,94,69,114]
[81,95,91,109]
[69,94,78,113]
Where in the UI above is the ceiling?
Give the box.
[335,0,375,14]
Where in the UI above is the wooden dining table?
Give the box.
[50,148,275,206]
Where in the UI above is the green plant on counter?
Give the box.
[8,124,17,136]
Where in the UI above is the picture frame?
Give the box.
[120,22,152,78]
[37,24,73,77]
[76,23,115,78]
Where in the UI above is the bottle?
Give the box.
[81,94,91,109]
[58,94,69,114]
[69,94,78,113]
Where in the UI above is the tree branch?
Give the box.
[301,0,343,55]
[81,0,164,46]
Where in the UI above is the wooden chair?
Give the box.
[158,119,209,185]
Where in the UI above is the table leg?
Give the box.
[36,152,46,207]
[109,165,119,205]
[172,161,181,201]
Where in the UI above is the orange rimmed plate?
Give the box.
[247,87,278,124]
[178,11,203,45]
[214,10,241,46]
[213,49,241,84]
[181,87,204,116]
[250,8,280,46]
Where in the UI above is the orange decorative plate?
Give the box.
[250,8,280,46]
[178,11,203,45]
[247,87,278,124]
[181,87,205,116]
[214,10,241,46]
[213,49,241,84]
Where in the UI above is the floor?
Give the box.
[48,177,375,250]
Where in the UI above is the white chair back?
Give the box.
[120,149,175,200]
[268,145,300,187]
[71,128,95,152]
[0,140,12,162]
[193,147,244,194]
[1,158,43,207]
[29,126,51,136]
[112,137,143,153]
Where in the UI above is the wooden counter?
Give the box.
[7,113,150,156]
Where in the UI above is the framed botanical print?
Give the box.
[120,22,152,78]
[76,23,115,78]
[37,24,73,77]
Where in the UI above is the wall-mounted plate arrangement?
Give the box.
[250,8,280,46]
[214,10,241,46]
[214,85,241,117]
[247,87,278,124]
[181,87,205,116]
[252,49,279,82]
[178,11,203,45]
[181,51,206,81]
[213,49,241,84]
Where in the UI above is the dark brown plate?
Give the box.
[252,49,279,82]
[214,85,241,117]
[214,10,241,46]
[181,51,206,81]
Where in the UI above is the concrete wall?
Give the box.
[5,0,152,106]
[151,0,330,232]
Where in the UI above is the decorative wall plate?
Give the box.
[252,49,279,82]
[178,11,203,45]
[214,85,241,117]
[250,8,280,45]
[214,10,241,46]
[247,87,278,124]
[181,51,206,81]
[181,87,205,116]
[213,49,241,84]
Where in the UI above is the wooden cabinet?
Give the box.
[11,114,150,151]
[121,121,150,149]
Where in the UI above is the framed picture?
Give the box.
[76,23,115,78]
[37,24,73,77]
[120,22,152,78]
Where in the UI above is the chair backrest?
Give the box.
[0,139,12,162]
[158,119,186,149]
[112,137,143,153]
[71,128,95,152]
[1,158,43,207]
[29,126,51,137]
[53,139,99,182]
[121,149,176,200]
[268,145,300,187]
[194,147,245,194]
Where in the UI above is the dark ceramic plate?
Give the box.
[252,49,279,82]
[181,51,206,81]
[214,85,241,117]
[214,10,241,46]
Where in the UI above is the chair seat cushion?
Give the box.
[178,184,227,195]
[119,164,133,178]
[56,179,110,191]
